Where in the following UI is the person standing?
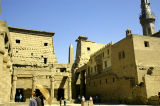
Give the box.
[35,89,43,106]
[89,96,93,101]
[19,94,22,102]
[60,97,62,106]
[78,95,81,103]
[64,97,66,106]
[29,91,37,106]
[82,96,85,101]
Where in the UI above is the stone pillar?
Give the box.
[32,75,37,92]
[68,77,72,101]
[11,75,17,102]
[0,31,5,72]
[69,43,74,64]
[50,76,55,102]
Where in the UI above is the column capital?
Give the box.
[50,76,55,82]
[13,75,17,81]
[32,75,38,81]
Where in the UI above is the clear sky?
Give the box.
[1,0,160,63]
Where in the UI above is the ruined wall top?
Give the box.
[8,27,55,37]
[76,36,88,42]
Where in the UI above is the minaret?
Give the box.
[69,43,74,64]
[140,0,156,35]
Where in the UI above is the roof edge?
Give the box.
[8,26,55,36]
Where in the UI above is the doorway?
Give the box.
[58,89,64,100]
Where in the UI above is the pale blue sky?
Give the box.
[1,0,160,63]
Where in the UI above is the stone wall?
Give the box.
[83,35,160,104]
[9,27,57,66]
[133,35,160,83]
[0,21,12,104]
[8,27,72,103]
[75,36,105,68]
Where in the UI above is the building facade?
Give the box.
[74,30,160,104]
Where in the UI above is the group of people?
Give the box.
[77,95,99,104]
[15,94,23,102]
[29,90,44,106]
[59,97,66,106]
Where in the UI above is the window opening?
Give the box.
[144,41,149,47]
[44,43,48,46]
[16,40,20,44]
[87,47,90,51]
[44,58,47,64]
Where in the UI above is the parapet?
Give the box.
[76,36,88,42]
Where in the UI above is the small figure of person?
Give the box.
[64,97,66,106]
[29,91,37,106]
[96,96,98,103]
[60,97,62,106]
[89,96,93,101]
[82,96,85,101]
[78,95,81,103]
[16,95,20,102]
[19,94,22,102]
[35,89,43,106]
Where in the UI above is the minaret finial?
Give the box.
[140,0,156,35]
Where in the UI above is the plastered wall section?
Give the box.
[132,35,160,83]
[144,75,160,98]
[111,36,137,79]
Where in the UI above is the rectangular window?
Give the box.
[113,78,115,83]
[16,39,20,44]
[44,58,47,64]
[88,67,90,75]
[44,43,48,46]
[107,49,109,55]
[87,47,90,51]
[119,52,121,59]
[144,41,149,47]
[122,51,125,58]
[106,79,107,84]
[60,68,66,72]
[91,67,93,73]
[94,66,96,72]
[105,61,107,67]
[119,51,125,59]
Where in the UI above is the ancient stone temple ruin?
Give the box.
[0,0,160,105]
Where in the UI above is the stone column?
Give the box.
[68,77,72,101]
[32,75,37,92]
[50,76,55,102]
[0,31,5,72]
[11,75,17,102]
